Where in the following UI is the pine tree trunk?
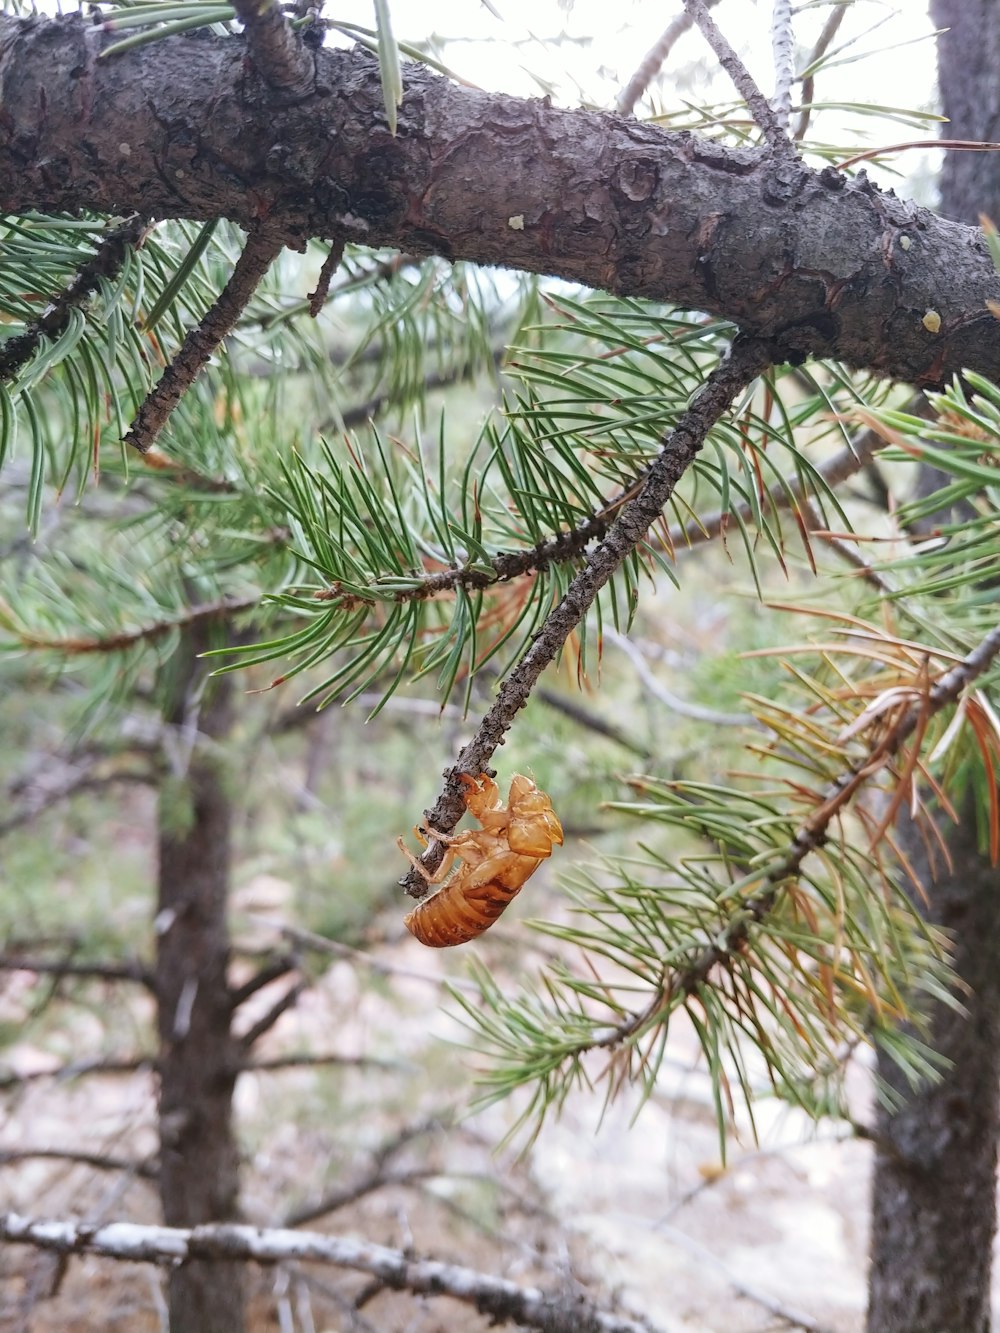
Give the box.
[155,626,244,1333]
[866,6,1000,1329]
[867,805,1000,1332]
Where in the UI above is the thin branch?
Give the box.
[682,0,793,155]
[603,628,753,728]
[0,766,157,839]
[770,0,794,134]
[0,1149,158,1180]
[535,684,653,759]
[794,4,848,141]
[229,954,300,1009]
[0,1049,404,1088]
[401,336,774,896]
[308,238,346,317]
[0,1056,154,1089]
[0,1211,664,1333]
[230,0,315,99]
[656,1223,836,1333]
[616,0,723,117]
[5,595,259,655]
[124,229,284,454]
[0,214,148,382]
[237,979,306,1050]
[247,1052,410,1073]
[0,954,154,990]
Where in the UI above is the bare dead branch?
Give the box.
[0,954,154,990]
[616,0,723,117]
[229,954,300,1008]
[124,230,283,454]
[794,4,848,141]
[682,0,792,155]
[0,1211,663,1333]
[308,238,346,317]
[0,1148,158,1180]
[401,336,774,896]
[237,979,306,1050]
[770,0,795,134]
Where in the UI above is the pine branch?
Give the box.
[401,336,774,896]
[582,615,1000,1055]
[0,213,148,382]
[123,229,284,454]
[0,1211,664,1333]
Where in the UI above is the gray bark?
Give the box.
[866,6,1000,1330]
[156,627,243,1332]
[2,11,1000,391]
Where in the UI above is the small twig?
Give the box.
[0,214,148,382]
[656,1222,836,1333]
[770,0,794,134]
[6,595,259,655]
[124,230,283,454]
[230,0,315,99]
[401,337,774,896]
[0,1149,158,1180]
[249,917,482,993]
[603,628,754,728]
[229,954,300,1009]
[0,1211,665,1333]
[308,239,346,317]
[237,979,306,1050]
[0,767,157,839]
[0,1056,153,1089]
[241,1052,410,1074]
[682,0,793,156]
[794,4,848,141]
[616,0,722,117]
[0,954,154,990]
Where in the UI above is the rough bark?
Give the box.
[156,627,243,1332]
[2,12,1000,390]
[866,6,1000,1330]
[867,806,1000,1333]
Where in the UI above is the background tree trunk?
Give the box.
[866,6,1000,1329]
[155,624,244,1333]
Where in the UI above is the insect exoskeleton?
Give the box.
[399,773,563,948]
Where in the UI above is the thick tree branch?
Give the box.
[3,16,1000,389]
[0,1211,662,1333]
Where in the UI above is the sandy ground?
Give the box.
[3,898,998,1333]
